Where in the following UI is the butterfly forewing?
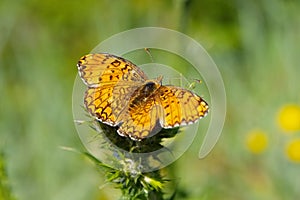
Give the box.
[77,53,148,87]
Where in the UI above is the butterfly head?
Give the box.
[142,80,161,96]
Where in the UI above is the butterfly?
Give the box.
[77,53,209,140]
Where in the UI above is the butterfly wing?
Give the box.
[85,84,143,126]
[77,53,148,87]
[155,86,209,128]
[78,53,148,125]
[117,96,161,140]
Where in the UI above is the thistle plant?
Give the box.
[82,120,180,200]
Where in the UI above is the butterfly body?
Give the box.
[77,53,209,140]
[130,80,160,105]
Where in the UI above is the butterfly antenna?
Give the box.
[179,73,183,87]
[188,79,202,90]
[144,48,154,63]
[157,75,163,84]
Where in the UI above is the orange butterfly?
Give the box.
[77,53,209,140]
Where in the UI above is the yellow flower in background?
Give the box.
[246,130,268,154]
[285,139,300,162]
[277,104,300,133]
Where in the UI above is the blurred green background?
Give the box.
[1,0,300,199]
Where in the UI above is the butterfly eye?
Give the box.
[145,82,155,88]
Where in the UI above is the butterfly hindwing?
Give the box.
[117,97,160,140]
[156,86,209,129]
[84,84,142,126]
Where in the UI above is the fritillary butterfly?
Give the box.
[77,53,209,140]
